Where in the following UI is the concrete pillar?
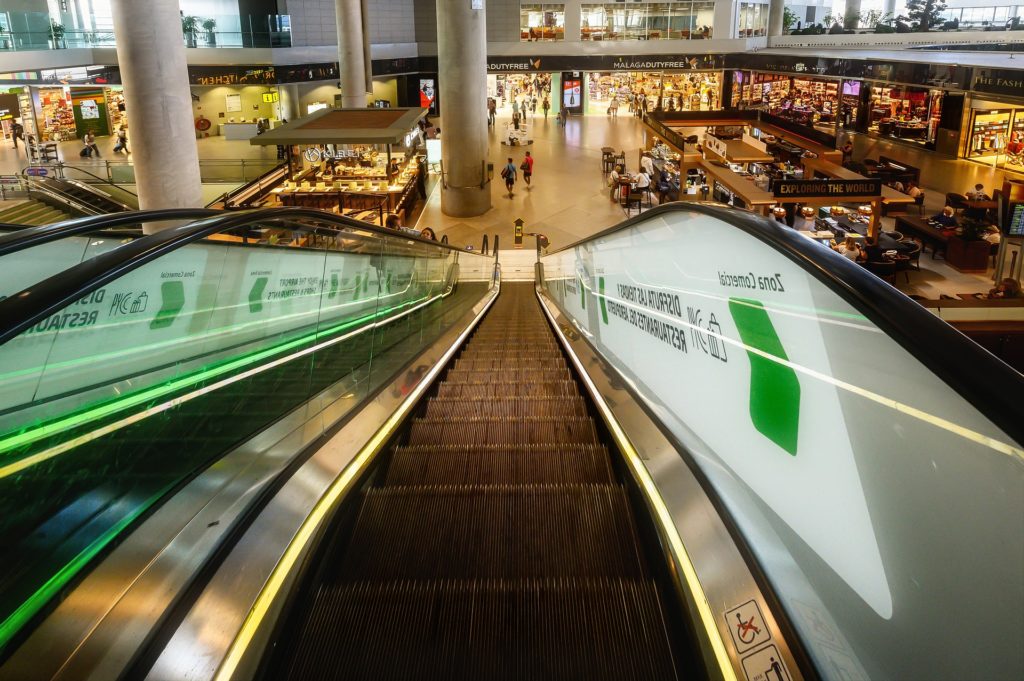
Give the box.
[436,0,491,217]
[336,0,369,108]
[883,0,897,21]
[564,0,583,43]
[768,0,786,35]
[713,1,736,39]
[844,0,862,28]
[278,83,300,121]
[110,0,202,218]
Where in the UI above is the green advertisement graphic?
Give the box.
[728,298,801,456]
[248,277,268,313]
[329,273,339,299]
[580,275,586,310]
[150,281,185,330]
[598,277,608,325]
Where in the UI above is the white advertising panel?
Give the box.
[541,210,1023,681]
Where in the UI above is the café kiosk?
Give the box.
[250,107,427,226]
[800,156,916,238]
[697,133,777,212]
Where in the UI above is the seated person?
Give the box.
[931,206,958,227]
[987,278,1021,299]
[632,169,651,192]
[890,180,905,193]
[905,181,922,198]
[608,165,622,200]
[860,236,885,262]
[982,225,1002,245]
[1007,137,1024,155]
[966,183,989,200]
[832,237,861,261]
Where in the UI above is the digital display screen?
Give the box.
[1007,202,1024,236]
[419,79,436,113]
[842,81,861,97]
[563,79,580,109]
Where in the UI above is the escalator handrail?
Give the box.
[0,206,490,346]
[543,201,1024,447]
[0,208,223,256]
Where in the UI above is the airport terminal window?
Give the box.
[580,1,714,40]
[520,3,565,41]
[940,5,1013,28]
[738,1,769,37]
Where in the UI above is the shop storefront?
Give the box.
[964,69,1024,173]
[732,71,839,135]
[866,84,943,146]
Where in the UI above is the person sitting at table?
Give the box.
[967,183,989,200]
[889,180,905,193]
[608,164,622,201]
[987,278,1021,299]
[656,169,676,204]
[833,237,861,261]
[632,169,651,195]
[931,206,958,227]
[860,236,886,263]
[982,225,1002,245]
[905,181,922,198]
[840,140,854,166]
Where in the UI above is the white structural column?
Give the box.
[278,83,301,121]
[110,0,202,217]
[768,0,786,36]
[436,0,491,217]
[713,1,736,39]
[336,0,369,108]
[844,0,863,27]
[883,0,897,20]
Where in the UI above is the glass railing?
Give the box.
[0,210,220,300]
[25,160,283,186]
[538,203,1023,681]
[0,210,494,655]
[0,13,290,51]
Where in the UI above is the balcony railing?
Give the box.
[0,13,290,52]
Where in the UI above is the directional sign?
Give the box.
[514,218,524,249]
[25,167,48,177]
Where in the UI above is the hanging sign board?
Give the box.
[703,134,727,160]
[773,179,882,199]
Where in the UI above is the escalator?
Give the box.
[0,203,1020,681]
[265,283,689,680]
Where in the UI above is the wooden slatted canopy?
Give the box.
[250,107,428,146]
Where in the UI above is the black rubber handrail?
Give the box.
[0,209,223,257]
[0,207,491,346]
[545,201,1024,447]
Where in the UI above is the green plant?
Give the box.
[181,15,200,35]
[904,0,947,31]
[783,6,798,31]
[875,23,896,33]
[48,20,65,45]
[1010,16,1022,30]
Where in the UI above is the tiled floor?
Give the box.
[0,116,1004,297]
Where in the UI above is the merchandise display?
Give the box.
[868,85,942,145]
[38,88,75,142]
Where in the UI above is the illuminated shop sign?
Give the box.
[773,179,882,199]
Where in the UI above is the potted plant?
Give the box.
[202,18,217,46]
[947,219,993,272]
[181,15,200,48]
[48,20,65,49]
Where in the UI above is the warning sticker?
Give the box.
[725,599,771,654]
[741,644,791,681]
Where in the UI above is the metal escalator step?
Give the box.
[457,346,561,358]
[442,367,572,383]
[384,444,614,486]
[279,578,679,681]
[336,485,646,580]
[452,357,564,372]
[424,396,588,419]
[407,417,598,446]
[435,380,579,399]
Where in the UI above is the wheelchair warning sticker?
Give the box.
[725,600,771,654]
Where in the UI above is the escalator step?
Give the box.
[384,444,614,486]
[407,417,598,446]
[424,396,588,419]
[435,380,579,399]
[279,578,679,681]
[442,367,572,383]
[336,485,645,580]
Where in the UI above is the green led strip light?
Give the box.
[0,289,452,655]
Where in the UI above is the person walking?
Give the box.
[512,98,520,118]
[512,110,521,131]
[82,132,100,158]
[501,156,517,197]
[11,122,23,150]
[112,126,129,154]
[542,96,550,118]
[609,97,619,117]
[521,151,534,189]
[487,97,497,127]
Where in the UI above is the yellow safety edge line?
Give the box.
[537,287,740,681]
[213,284,499,681]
